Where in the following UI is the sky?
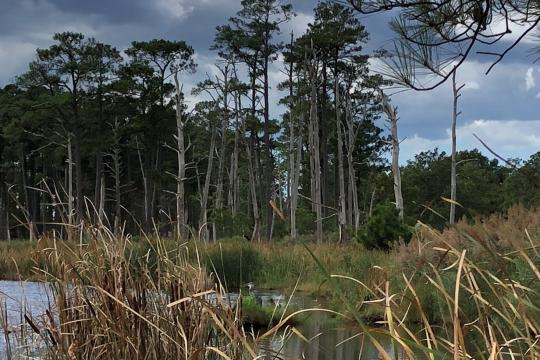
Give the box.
[1,0,539,163]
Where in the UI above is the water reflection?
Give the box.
[0,280,52,325]
[0,281,409,359]
[258,313,407,360]
[0,281,53,358]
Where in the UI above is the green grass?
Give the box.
[0,239,43,280]
[239,293,297,329]
[0,237,394,295]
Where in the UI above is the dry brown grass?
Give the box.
[332,205,540,359]
[3,227,301,359]
[396,205,540,270]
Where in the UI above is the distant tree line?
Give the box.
[0,0,538,242]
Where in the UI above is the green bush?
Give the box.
[356,203,412,250]
[212,210,251,239]
[271,217,288,239]
[203,238,264,290]
[296,207,316,235]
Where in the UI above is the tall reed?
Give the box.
[8,226,290,359]
[321,206,540,359]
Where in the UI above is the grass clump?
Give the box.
[202,237,264,290]
[239,294,296,329]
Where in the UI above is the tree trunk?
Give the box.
[381,91,404,220]
[320,62,329,218]
[67,133,74,240]
[290,112,303,240]
[450,72,464,225]
[263,45,274,240]
[287,41,300,240]
[335,74,347,242]
[73,133,83,224]
[174,72,187,240]
[142,147,155,233]
[307,50,323,244]
[248,65,262,241]
[94,154,104,224]
[200,125,217,241]
[228,107,240,215]
[19,148,36,241]
[136,137,150,233]
[215,65,229,216]
[113,147,122,235]
[345,86,360,230]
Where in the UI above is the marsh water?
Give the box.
[0,281,406,359]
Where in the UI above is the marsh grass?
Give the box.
[0,227,309,359]
[316,206,540,359]
[1,206,540,359]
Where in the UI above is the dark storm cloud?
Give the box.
[0,0,538,160]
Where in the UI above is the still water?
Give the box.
[0,281,405,359]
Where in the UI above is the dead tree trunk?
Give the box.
[307,47,323,244]
[335,73,347,242]
[450,72,464,225]
[381,91,404,221]
[112,147,121,235]
[200,125,217,241]
[174,72,187,240]
[94,154,104,223]
[290,111,303,240]
[228,109,240,216]
[215,65,229,215]
[345,85,360,232]
[67,133,74,240]
[286,40,302,240]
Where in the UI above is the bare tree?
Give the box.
[381,91,404,220]
[66,133,74,240]
[173,75,187,239]
[345,83,360,230]
[335,73,347,241]
[199,119,217,242]
[107,117,127,236]
[306,45,323,243]
[290,111,304,240]
[285,35,304,240]
[450,72,465,224]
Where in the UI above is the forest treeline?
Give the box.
[1,0,539,242]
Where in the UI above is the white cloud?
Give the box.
[154,0,195,20]
[526,67,536,91]
[400,119,540,162]
[488,17,539,45]
[282,11,314,37]
[0,39,37,83]
[462,81,480,91]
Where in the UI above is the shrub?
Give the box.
[203,238,264,290]
[356,203,412,250]
[296,207,316,235]
[212,210,251,239]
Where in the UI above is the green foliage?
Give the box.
[356,203,411,250]
[212,210,251,239]
[503,152,540,208]
[240,293,293,328]
[401,149,510,228]
[203,238,263,290]
[271,216,288,239]
[295,207,316,235]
